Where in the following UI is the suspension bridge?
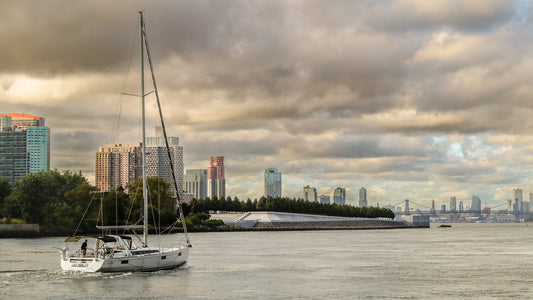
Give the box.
[393,199,523,218]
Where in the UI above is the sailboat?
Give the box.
[58,11,191,272]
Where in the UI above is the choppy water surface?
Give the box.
[2,223,533,299]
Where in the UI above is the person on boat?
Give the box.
[81,239,88,257]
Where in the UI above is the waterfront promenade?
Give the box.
[211,211,417,230]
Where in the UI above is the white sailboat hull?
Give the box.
[60,246,189,273]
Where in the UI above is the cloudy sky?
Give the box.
[2,0,533,208]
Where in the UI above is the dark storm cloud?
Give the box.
[2,0,533,203]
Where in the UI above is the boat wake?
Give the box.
[0,269,134,285]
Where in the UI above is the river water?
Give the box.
[2,223,533,299]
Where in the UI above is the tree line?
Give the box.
[189,196,395,219]
[0,170,395,231]
[0,170,179,231]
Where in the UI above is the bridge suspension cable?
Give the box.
[408,200,431,209]
[492,202,508,209]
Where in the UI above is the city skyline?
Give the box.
[3,1,533,206]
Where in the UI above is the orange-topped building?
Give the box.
[1,113,45,129]
[0,113,50,184]
[207,156,225,199]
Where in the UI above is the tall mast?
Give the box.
[140,11,148,247]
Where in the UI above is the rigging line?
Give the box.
[123,180,141,233]
[99,192,104,236]
[115,190,118,235]
[113,21,140,143]
[72,190,98,237]
[157,175,161,237]
[143,21,191,246]
[160,218,180,235]
[147,183,159,236]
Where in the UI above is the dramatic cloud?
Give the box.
[2,0,533,208]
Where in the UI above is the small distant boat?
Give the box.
[57,11,191,272]
[439,224,452,228]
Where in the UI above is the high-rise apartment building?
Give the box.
[184,169,207,200]
[359,187,367,207]
[145,133,184,199]
[95,128,184,198]
[264,168,282,198]
[333,187,346,205]
[26,126,50,173]
[303,185,317,202]
[0,129,28,184]
[0,113,50,185]
[95,142,141,192]
[207,156,225,199]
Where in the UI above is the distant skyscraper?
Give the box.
[333,187,346,205]
[0,113,50,185]
[184,169,207,200]
[264,168,282,198]
[207,156,225,199]
[319,195,330,204]
[95,142,141,192]
[471,195,481,212]
[513,188,523,201]
[450,196,457,212]
[513,188,523,214]
[359,187,367,207]
[303,185,317,202]
[459,201,464,212]
[513,188,523,202]
[522,201,529,214]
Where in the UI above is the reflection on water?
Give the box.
[1,224,533,299]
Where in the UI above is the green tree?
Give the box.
[13,171,49,223]
[0,177,12,218]
[101,189,130,226]
[2,194,21,220]
[10,170,92,227]
[126,176,175,219]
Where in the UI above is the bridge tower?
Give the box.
[404,199,410,215]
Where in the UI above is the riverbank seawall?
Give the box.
[252,219,414,230]
[0,212,424,237]
[210,211,422,231]
[0,224,40,238]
